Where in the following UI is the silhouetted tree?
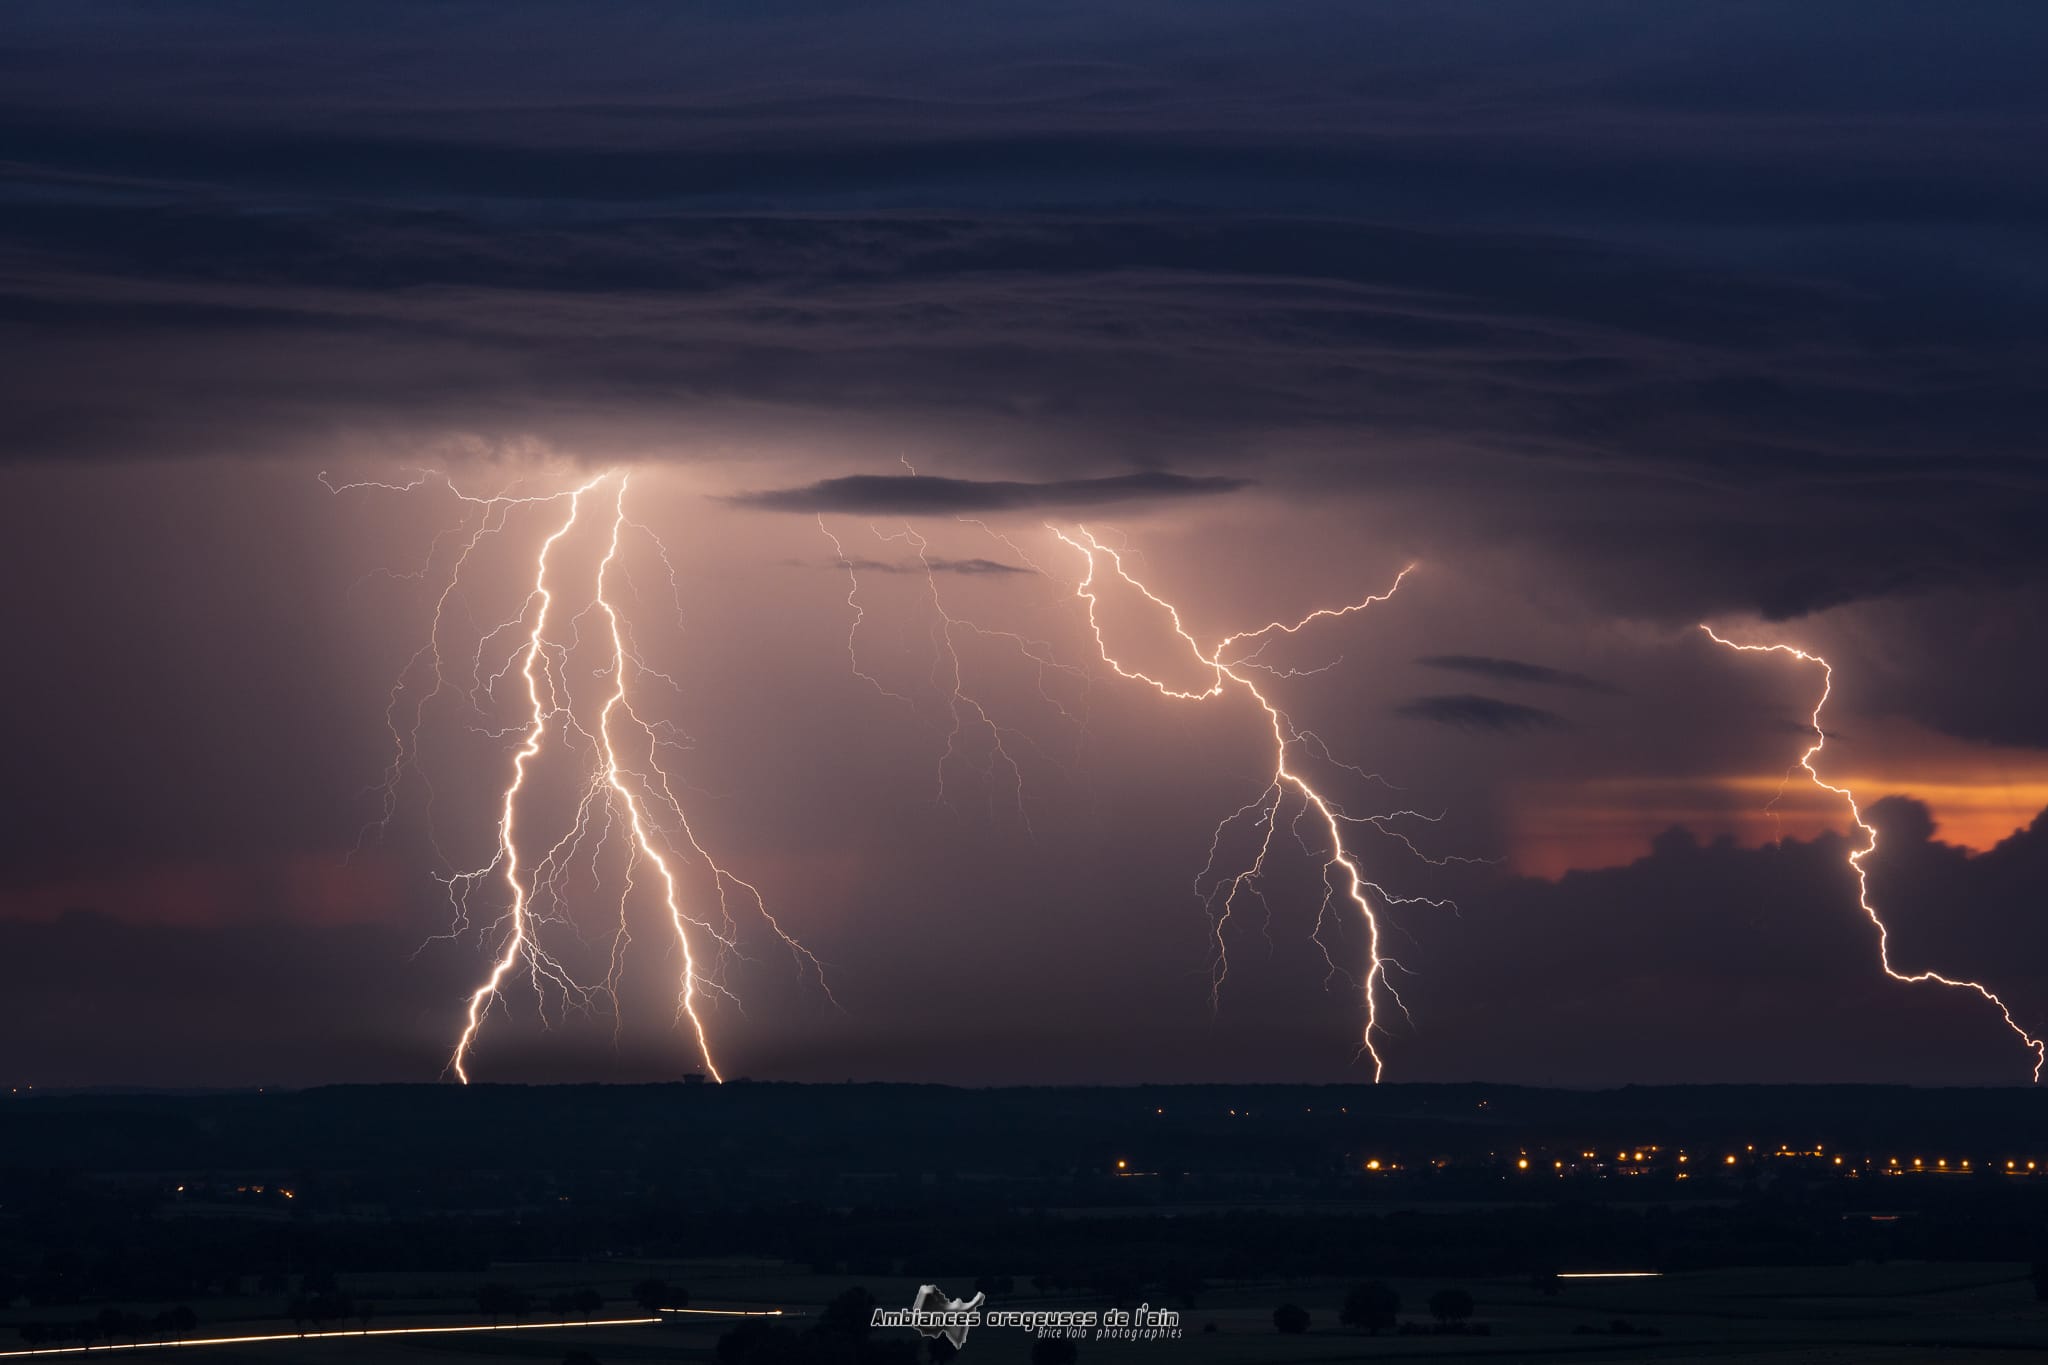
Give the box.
[1341,1281,1400,1334]
[1161,1265,1206,1310]
[561,1353,602,1365]
[816,1286,878,1340]
[972,1274,1013,1299]
[715,1318,800,1364]
[478,1283,530,1324]
[1030,1338,1079,1365]
[1272,1303,1309,1335]
[2032,1258,2048,1303]
[632,1278,687,1311]
[151,1306,197,1343]
[1087,1271,1145,1311]
[1428,1288,1474,1326]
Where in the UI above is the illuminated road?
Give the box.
[0,1310,781,1358]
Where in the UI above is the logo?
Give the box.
[872,1285,1182,1349]
[873,1285,986,1349]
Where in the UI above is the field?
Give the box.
[18,1257,2045,1365]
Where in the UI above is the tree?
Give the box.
[715,1318,800,1365]
[972,1274,1014,1299]
[572,1287,603,1321]
[815,1286,878,1340]
[1162,1265,1207,1311]
[1341,1281,1400,1334]
[1272,1303,1309,1335]
[151,1307,198,1343]
[1030,1338,1079,1365]
[478,1283,529,1324]
[1428,1288,1474,1327]
[17,1323,46,1348]
[2032,1259,2048,1303]
[631,1278,686,1312]
[355,1301,375,1333]
[561,1353,603,1365]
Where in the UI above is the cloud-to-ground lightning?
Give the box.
[1047,527,1454,1079]
[813,515,1086,822]
[1704,625,2045,1081]
[330,468,827,1083]
[812,500,1469,1077]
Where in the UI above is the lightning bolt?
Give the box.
[1049,526,1451,1080]
[1703,625,2045,1081]
[332,468,826,1084]
[814,517,1086,821]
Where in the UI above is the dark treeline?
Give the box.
[3,1170,2043,1308]
[5,1083,2047,1312]
[11,1083,2048,1179]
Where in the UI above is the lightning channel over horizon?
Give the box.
[327,467,828,1083]
[1049,527,1464,1080]
[1704,625,2045,1082]
[818,502,1466,1079]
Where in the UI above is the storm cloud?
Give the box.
[0,2,2042,622]
[5,2,2048,1088]
[1417,655,1620,695]
[733,472,1250,515]
[1395,694,1575,734]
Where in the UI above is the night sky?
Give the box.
[5,2,2048,1088]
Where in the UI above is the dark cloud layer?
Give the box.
[4,4,2048,1088]
[0,2,2043,623]
[10,802,2044,1087]
[733,471,1249,514]
[1417,655,1620,695]
[1398,801,2048,1085]
[822,556,1034,576]
[1395,693,1575,734]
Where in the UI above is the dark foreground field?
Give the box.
[5,1083,2048,1361]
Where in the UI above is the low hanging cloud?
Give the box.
[805,555,1034,576]
[1395,693,1574,734]
[1417,654,1621,694]
[729,471,1251,515]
